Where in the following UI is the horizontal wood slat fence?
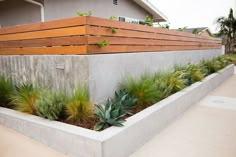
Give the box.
[0,16,222,55]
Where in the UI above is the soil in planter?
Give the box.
[0,103,14,109]
[59,117,99,130]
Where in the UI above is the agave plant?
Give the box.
[10,83,39,114]
[94,99,126,131]
[66,85,94,122]
[35,91,67,120]
[0,75,15,107]
[113,89,137,115]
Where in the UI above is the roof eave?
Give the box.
[133,0,168,22]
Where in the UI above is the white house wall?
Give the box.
[43,0,151,21]
[0,0,42,27]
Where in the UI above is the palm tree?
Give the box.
[216,8,236,54]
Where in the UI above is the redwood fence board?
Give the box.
[0,16,87,35]
[0,16,222,55]
[86,16,221,41]
[0,26,86,41]
[87,36,219,46]
[0,46,87,55]
[87,45,221,54]
[0,36,88,48]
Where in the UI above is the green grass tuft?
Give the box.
[10,83,39,114]
[35,91,68,120]
[0,75,15,107]
[119,75,159,108]
[66,85,94,122]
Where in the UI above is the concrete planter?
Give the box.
[0,64,234,157]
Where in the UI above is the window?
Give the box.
[113,0,118,5]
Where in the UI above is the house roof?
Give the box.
[184,27,212,34]
[183,27,207,33]
[133,0,168,22]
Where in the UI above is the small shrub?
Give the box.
[35,91,67,120]
[10,83,38,114]
[144,15,154,26]
[94,99,126,131]
[109,16,117,20]
[76,11,92,16]
[0,75,15,107]
[97,40,109,47]
[66,85,94,122]
[111,28,117,33]
[119,76,159,108]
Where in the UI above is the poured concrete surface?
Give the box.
[210,75,236,98]
[130,75,236,157]
[0,49,222,103]
[0,125,67,157]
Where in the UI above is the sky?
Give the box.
[150,0,236,33]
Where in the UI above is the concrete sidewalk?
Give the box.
[130,75,236,157]
[0,125,67,157]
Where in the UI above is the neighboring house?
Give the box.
[0,0,167,28]
[183,27,212,37]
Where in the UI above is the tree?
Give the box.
[192,29,200,34]
[177,26,188,32]
[216,8,236,54]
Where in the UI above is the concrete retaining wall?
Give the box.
[0,49,222,102]
[100,64,234,157]
[0,64,234,157]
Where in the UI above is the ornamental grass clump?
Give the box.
[216,56,232,67]
[200,58,223,75]
[0,75,15,107]
[66,85,94,122]
[35,91,68,120]
[155,71,186,95]
[200,55,232,76]
[174,64,205,86]
[186,64,205,84]
[119,75,159,108]
[10,83,39,115]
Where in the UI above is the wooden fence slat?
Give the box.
[86,16,221,42]
[87,36,220,46]
[0,36,88,48]
[86,26,221,44]
[0,16,86,35]
[0,46,87,55]
[0,16,222,55]
[0,26,86,41]
[87,45,222,54]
